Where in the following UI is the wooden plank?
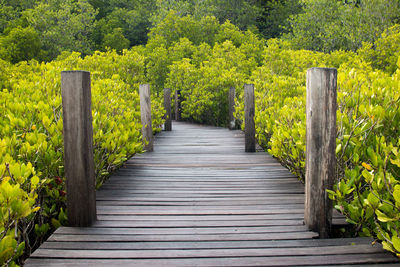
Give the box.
[31,244,387,259]
[91,219,305,228]
[95,200,305,206]
[95,209,305,216]
[55,225,310,235]
[95,196,305,202]
[96,214,306,221]
[38,237,375,250]
[47,232,319,242]
[25,253,398,267]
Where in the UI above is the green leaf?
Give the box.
[392,236,400,253]
[362,169,374,184]
[393,185,400,205]
[382,241,395,253]
[375,210,396,222]
[367,146,378,167]
[336,143,342,154]
[31,176,39,187]
[51,218,61,229]
[367,192,380,208]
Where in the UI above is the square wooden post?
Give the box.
[305,67,337,238]
[175,89,181,121]
[61,71,96,227]
[140,84,153,152]
[228,87,236,130]
[244,84,255,152]
[164,88,172,131]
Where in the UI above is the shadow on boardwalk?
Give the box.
[26,122,398,266]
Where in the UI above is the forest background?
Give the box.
[1,0,398,63]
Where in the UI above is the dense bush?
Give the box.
[236,37,400,255]
[0,49,164,265]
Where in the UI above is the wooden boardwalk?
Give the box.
[26,122,398,266]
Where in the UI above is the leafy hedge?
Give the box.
[243,35,400,256]
[0,49,164,265]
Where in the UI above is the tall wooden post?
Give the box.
[305,67,337,238]
[175,89,181,121]
[164,88,172,131]
[228,87,236,130]
[244,84,255,152]
[61,71,96,227]
[140,84,153,152]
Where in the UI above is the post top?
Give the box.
[307,67,337,72]
[61,70,90,74]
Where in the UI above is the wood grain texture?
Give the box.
[229,86,236,129]
[244,84,255,152]
[174,89,181,121]
[305,68,337,238]
[163,88,172,131]
[139,84,153,152]
[25,121,397,266]
[61,71,96,227]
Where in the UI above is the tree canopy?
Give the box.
[0,0,399,62]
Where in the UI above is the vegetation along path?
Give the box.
[26,122,397,266]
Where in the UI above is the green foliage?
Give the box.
[0,26,41,63]
[231,35,400,256]
[0,161,41,266]
[0,49,164,264]
[146,13,264,96]
[21,0,98,60]
[164,28,262,126]
[285,0,400,52]
[256,0,302,39]
[148,11,220,47]
[102,28,130,53]
[151,0,262,31]
[359,25,400,74]
[0,0,304,62]
[94,4,153,48]
[210,0,261,30]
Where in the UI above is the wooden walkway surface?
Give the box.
[26,122,398,266]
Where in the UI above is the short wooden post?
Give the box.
[61,71,96,227]
[175,89,181,121]
[305,67,337,238]
[164,88,172,131]
[139,84,153,152]
[228,87,236,129]
[244,84,255,152]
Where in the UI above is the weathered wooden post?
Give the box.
[139,84,153,152]
[304,67,337,238]
[164,88,172,131]
[61,71,96,227]
[228,86,236,130]
[244,84,255,152]
[175,89,181,121]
